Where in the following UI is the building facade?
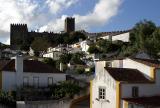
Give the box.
[91,58,160,108]
[0,55,66,91]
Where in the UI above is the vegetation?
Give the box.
[42,58,56,67]
[59,53,85,65]
[0,90,16,106]
[88,20,160,58]
[75,67,85,74]
[129,20,160,57]
[50,81,81,99]
[31,37,51,52]
[59,53,72,64]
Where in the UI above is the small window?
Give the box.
[132,86,139,97]
[33,77,39,88]
[48,77,53,86]
[99,87,106,100]
[23,77,29,87]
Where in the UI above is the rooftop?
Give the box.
[105,67,152,83]
[123,96,160,106]
[130,58,160,68]
[1,59,63,73]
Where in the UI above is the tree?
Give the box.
[88,45,100,54]
[42,58,56,67]
[70,53,85,65]
[31,37,50,52]
[129,20,160,58]
[130,20,156,50]
[59,53,72,64]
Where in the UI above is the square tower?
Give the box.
[65,17,75,33]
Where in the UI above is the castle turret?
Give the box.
[64,17,75,33]
[10,23,28,50]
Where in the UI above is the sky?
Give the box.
[0,0,160,45]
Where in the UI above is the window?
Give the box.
[48,77,53,86]
[99,87,106,100]
[33,77,39,88]
[132,86,139,97]
[23,77,29,86]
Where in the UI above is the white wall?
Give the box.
[123,58,152,79]
[92,61,117,108]
[121,69,160,108]
[92,70,117,108]
[23,72,66,87]
[80,41,89,53]
[43,52,62,60]
[111,60,123,68]
[2,71,66,91]
[100,35,110,40]
[2,71,16,91]
[112,32,130,42]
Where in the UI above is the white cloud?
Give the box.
[40,0,122,32]
[0,0,122,44]
[0,0,44,44]
[46,0,78,14]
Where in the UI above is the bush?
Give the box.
[50,81,81,99]
[75,67,85,74]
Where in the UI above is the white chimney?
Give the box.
[15,55,24,87]
[60,63,63,71]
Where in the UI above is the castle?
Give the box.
[10,17,75,50]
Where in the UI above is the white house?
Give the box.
[0,55,66,91]
[100,31,130,42]
[91,58,160,108]
[71,40,91,54]
[43,51,63,60]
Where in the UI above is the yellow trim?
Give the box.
[124,101,128,108]
[116,81,121,108]
[150,67,155,80]
[90,80,93,108]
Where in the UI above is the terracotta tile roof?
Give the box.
[105,67,151,83]
[0,60,11,71]
[130,58,160,68]
[2,59,64,73]
[123,96,160,106]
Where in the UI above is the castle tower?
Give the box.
[10,24,28,50]
[65,17,75,33]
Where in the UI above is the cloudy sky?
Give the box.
[0,0,160,44]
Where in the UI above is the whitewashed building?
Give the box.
[0,55,66,91]
[91,58,160,108]
[43,51,63,60]
[100,31,130,42]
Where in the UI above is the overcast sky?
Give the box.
[0,0,160,45]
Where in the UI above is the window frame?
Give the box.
[98,87,106,100]
[23,76,29,87]
[132,86,139,97]
[48,77,53,86]
[33,76,39,88]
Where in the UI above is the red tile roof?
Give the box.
[130,58,160,68]
[0,60,10,71]
[2,59,64,73]
[123,96,160,106]
[105,67,152,83]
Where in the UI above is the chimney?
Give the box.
[15,55,24,87]
[60,63,63,72]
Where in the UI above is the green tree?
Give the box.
[130,20,156,50]
[42,58,56,67]
[59,53,72,64]
[31,37,50,52]
[88,45,100,54]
